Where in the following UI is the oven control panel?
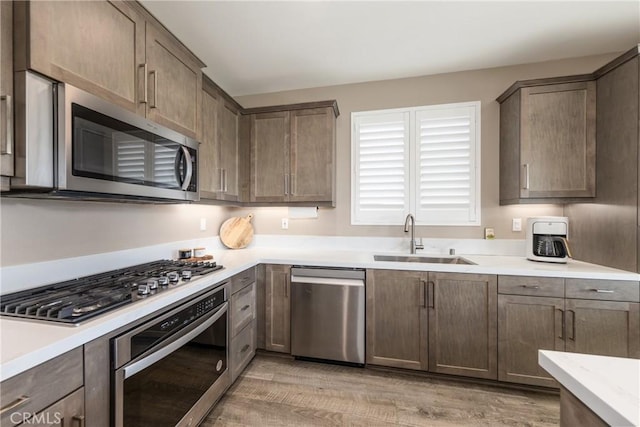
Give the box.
[128,287,226,360]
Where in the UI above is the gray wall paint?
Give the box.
[1,52,618,267]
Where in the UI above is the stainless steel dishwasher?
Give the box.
[291,266,365,365]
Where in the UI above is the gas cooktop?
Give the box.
[0,259,224,325]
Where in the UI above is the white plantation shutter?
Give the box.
[352,102,480,226]
[153,144,178,185]
[415,103,480,225]
[116,137,145,181]
[352,112,410,224]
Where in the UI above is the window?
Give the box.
[352,101,480,226]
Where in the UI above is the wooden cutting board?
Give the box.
[220,213,254,249]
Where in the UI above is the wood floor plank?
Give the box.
[204,354,559,426]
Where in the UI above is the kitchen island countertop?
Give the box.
[539,350,640,426]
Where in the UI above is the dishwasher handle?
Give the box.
[290,275,364,287]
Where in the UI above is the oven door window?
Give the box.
[122,315,227,426]
[72,104,196,190]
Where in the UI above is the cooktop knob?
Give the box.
[181,270,192,280]
[167,272,179,282]
[137,283,150,295]
[147,279,158,290]
[157,276,169,286]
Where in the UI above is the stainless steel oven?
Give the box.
[10,71,199,202]
[112,286,229,427]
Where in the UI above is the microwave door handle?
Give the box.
[123,302,227,380]
[174,148,184,188]
[181,146,193,191]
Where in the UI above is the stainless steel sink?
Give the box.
[374,254,476,265]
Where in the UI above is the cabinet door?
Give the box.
[264,264,291,353]
[250,112,289,202]
[428,273,498,379]
[19,1,145,115]
[218,100,240,201]
[17,387,84,427]
[498,295,564,387]
[365,269,428,370]
[0,0,13,188]
[565,299,640,358]
[145,23,202,138]
[199,89,220,197]
[230,320,256,383]
[289,107,335,204]
[520,81,596,199]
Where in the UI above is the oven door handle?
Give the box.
[123,302,227,379]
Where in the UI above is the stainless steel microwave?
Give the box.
[9,71,199,202]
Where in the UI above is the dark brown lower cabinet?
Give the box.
[428,273,498,379]
[498,291,640,388]
[560,386,607,427]
[565,299,640,357]
[365,269,428,370]
[366,270,497,379]
[264,264,291,353]
[22,388,85,427]
[498,295,564,387]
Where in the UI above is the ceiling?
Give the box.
[140,1,640,97]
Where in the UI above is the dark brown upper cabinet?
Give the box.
[497,77,596,205]
[246,102,338,207]
[14,0,204,139]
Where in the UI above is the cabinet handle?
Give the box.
[522,164,530,190]
[591,289,614,293]
[240,344,251,353]
[72,415,86,427]
[150,70,158,109]
[522,285,540,289]
[240,304,251,312]
[0,395,30,415]
[218,168,225,192]
[427,281,435,308]
[139,64,148,104]
[1,95,12,155]
[290,173,295,195]
[419,280,426,308]
[284,174,289,195]
[224,169,228,193]
[567,310,576,341]
[557,309,565,340]
[284,279,289,298]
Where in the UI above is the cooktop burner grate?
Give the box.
[0,259,223,325]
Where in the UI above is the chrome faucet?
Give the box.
[404,214,424,254]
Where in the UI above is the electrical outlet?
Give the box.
[484,227,495,240]
[512,218,522,232]
[200,218,207,231]
[281,218,289,230]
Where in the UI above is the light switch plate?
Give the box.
[512,218,522,232]
[281,218,289,230]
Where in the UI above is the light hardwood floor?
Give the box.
[204,353,560,426]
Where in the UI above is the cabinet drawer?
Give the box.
[231,281,256,336]
[231,268,256,294]
[230,320,256,382]
[499,276,564,297]
[0,348,83,427]
[566,279,640,302]
[16,387,85,427]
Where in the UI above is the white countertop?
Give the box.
[539,350,640,426]
[2,241,639,382]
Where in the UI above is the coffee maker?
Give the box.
[526,216,572,263]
